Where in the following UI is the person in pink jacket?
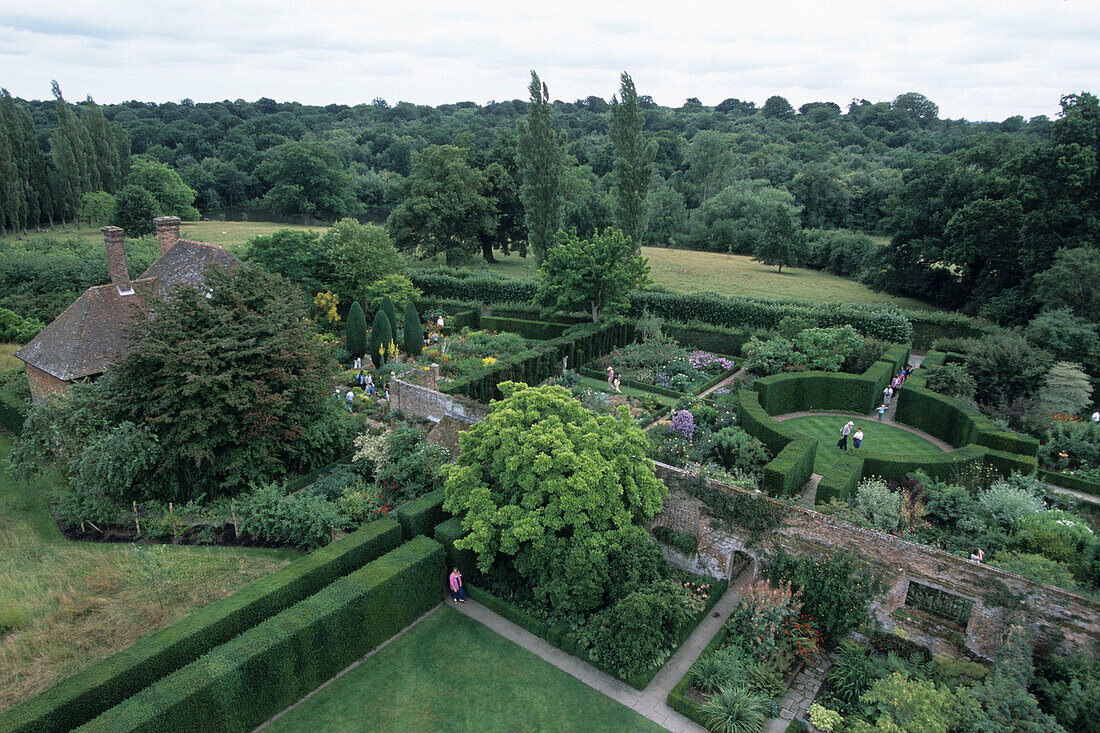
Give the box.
[448,567,467,604]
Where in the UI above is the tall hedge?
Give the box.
[390,489,447,540]
[815,453,865,504]
[761,438,816,497]
[0,520,403,733]
[345,301,367,357]
[76,537,445,733]
[403,301,422,358]
[369,309,392,368]
[753,372,877,415]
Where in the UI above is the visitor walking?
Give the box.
[877,404,886,421]
[853,427,863,449]
[613,376,622,393]
[838,421,854,450]
[1092,409,1099,423]
[883,385,894,406]
[448,567,467,604]
[607,366,615,389]
[436,315,445,330]
[345,389,354,413]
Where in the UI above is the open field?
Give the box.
[780,414,947,474]
[0,435,299,713]
[437,246,937,310]
[0,344,21,372]
[265,605,665,733]
[2,221,931,308]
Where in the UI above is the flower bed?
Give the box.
[607,335,736,395]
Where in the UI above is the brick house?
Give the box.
[14,217,241,402]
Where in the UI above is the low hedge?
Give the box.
[432,516,477,579]
[692,365,740,396]
[762,438,816,497]
[859,444,988,483]
[480,315,572,340]
[734,389,802,455]
[666,625,731,725]
[904,310,998,352]
[1038,469,1100,498]
[577,367,683,398]
[659,320,752,357]
[390,489,447,540]
[815,453,865,504]
[77,536,444,733]
[983,449,1038,477]
[753,371,877,415]
[1,519,403,733]
[486,301,590,325]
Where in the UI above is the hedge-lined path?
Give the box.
[773,411,954,452]
[1040,481,1100,507]
[453,583,745,733]
[696,367,745,399]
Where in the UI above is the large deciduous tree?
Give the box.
[318,218,403,304]
[608,72,656,250]
[516,71,566,262]
[126,156,200,220]
[386,144,497,267]
[256,140,350,225]
[534,228,650,322]
[442,382,668,575]
[753,205,808,273]
[102,265,337,499]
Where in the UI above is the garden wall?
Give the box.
[389,377,487,424]
[649,462,1100,661]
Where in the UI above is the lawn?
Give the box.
[779,414,947,474]
[0,435,299,713]
[264,606,665,733]
[0,344,21,372]
[576,375,677,407]
[0,220,325,258]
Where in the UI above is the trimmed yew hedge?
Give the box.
[753,371,878,415]
[1039,469,1100,498]
[762,438,816,497]
[983,449,1038,477]
[905,310,998,351]
[0,520,403,733]
[480,315,572,340]
[816,453,865,504]
[879,344,911,373]
[659,320,752,357]
[76,537,445,733]
[896,382,1038,457]
[390,489,448,540]
[432,516,477,578]
[860,444,988,482]
[734,389,803,455]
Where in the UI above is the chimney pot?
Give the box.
[102,226,131,290]
[154,216,182,256]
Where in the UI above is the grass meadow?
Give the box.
[0,344,21,372]
[0,434,298,713]
[264,606,665,733]
[779,414,947,474]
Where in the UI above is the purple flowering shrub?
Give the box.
[670,410,696,439]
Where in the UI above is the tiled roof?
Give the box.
[139,239,242,292]
[13,279,158,381]
[14,239,242,381]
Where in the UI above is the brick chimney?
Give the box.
[154,216,181,255]
[102,226,132,292]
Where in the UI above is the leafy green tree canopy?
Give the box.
[318,218,403,304]
[111,184,158,236]
[127,156,200,220]
[256,140,350,225]
[534,228,650,322]
[443,382,667,573]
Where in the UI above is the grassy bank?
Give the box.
[265,606,665,733]
[0,435,299,713]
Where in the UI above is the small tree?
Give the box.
[345,301,367,357]
[752,205,806,273]
[1036,361,1093,417]
[369,309,392,367]
[534,228,650,322]
[112,185,157,236]
[380,295,399,336]
[404,301,423,358]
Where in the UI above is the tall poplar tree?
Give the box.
[516,71,565,263]
[608,72,655,249]
[49,81,89,223]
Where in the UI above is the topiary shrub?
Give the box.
[369,309,392,367]
[589,580,692,678]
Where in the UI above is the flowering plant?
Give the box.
[669,410,696,440]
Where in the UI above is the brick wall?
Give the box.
[651,462,1100,660]
[25,364,70,403]
[389,375,486,424]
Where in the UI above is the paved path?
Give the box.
[1042,482,1100,507]
[697,367,745,399]
[764,650,838,732]
[453,583,744,732]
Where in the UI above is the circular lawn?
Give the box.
[779,414,948,474]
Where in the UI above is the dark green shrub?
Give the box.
[753,372,877,415]
[0,520,402,733]
[767,548,878,647]
[369,309,392,367]
[480,316,570,340]
[238,485,352,549]
[403,301,422,357]
[345,301,367,357]
[77,536,444,733]
[761,438,816,497]
[815,453,864,504]
[652,525,698,556]
[390,489,446,540]
[590,581,692,678]
[433,516,477,579]
[709,426,771,474]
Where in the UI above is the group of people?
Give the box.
[606,366,622,393]
[336,374,388,413]
[838,420,864,450]
[423,315,446,346]
[881,365,915,409]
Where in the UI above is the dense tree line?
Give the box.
[1,78,1092,317]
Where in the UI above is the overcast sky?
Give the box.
[0,0,1096,121]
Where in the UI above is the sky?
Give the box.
[0,0,1096,122]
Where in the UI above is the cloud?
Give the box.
[0,0,1093,120]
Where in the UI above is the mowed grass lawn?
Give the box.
[0,435,299,712]
[576,376,678,407]
[0,344,21,372]
[265,606,665,733]
[779,414,947,474]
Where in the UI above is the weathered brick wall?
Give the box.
[651,462,1100,660]
[25,364,70,403]
[390,376,486,424]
